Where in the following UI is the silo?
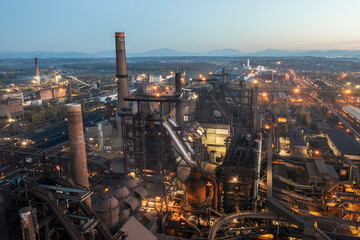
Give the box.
[92,194,120,232]
[111,185,131,226]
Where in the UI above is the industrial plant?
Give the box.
[1,32,360,240]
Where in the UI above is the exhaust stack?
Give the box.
[115,32,129,110]
[35,58,40,85]
[66,104,90,194]
[222,68,226,82]
[175,72,183,127]
[115,32,129,136]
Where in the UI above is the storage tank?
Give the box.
[121,176,139,191]
[92,194,120,232]
[186,170,206,208]
[111,185,131,226]
[111,185,130,199]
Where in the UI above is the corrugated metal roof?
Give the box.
[327,165,339,180]
[134,186,148,199]
[314,160,329,176]
[343,106,360,121]
[289,130,306,147]
[305,162,318,177]
[325,129,360,155]
[123,195,140,210]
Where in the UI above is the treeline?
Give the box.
[24,104,67,123]
[272,102,312,128]
[62,62,218,78]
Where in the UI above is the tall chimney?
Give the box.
[175,72,183,127]
[35,58,40,85]
[222,68,226,82]
[66,104,90,193]
[115,32,129,110]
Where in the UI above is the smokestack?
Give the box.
[253,84,259,130]
[35,58,40,85]
[115,32,129,136]
[175,72,183,127]
[98,123,104,151]
[222,68,226,82]
[67,83,72,102]
[196,62,198,78]
[66,104,90,194]
[115,32,129,110]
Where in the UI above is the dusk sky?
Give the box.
[1,0,360,53]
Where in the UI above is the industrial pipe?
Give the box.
[208,211,274,240]
[162,121,197,168]
[253,136,262,207]
[179,215,202,236]
[168,118,194,155]
[175,72,183,127]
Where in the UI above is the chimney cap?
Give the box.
[115,32,125,37]
[66,103,82,112]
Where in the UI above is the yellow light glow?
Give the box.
[153,86,157,90]
[262,92,267,96]
[156,93,160,97]
[129,172,136,178]
[345,89,351,94]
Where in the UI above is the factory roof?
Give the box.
[316,121,330,131]
[120,216,157,240]
[289,130,306,147]
[305,162,318,177]
[343,106,360,121]
[314,160,329,176]
[325,129,360,156]
[134,186,148,199]
[123,195,140,210]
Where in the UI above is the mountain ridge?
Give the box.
[1,48,360,59]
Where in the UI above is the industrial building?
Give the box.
[325,129,360,161]
[0,98,24,119]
